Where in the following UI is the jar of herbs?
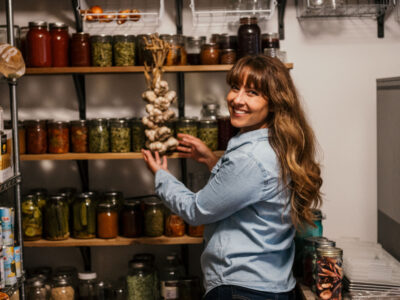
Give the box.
[30,188,48,209]
[72,193,96,239]
[70,120,88,153]
[48,121,69,154]
[165,210,185,237]
[89,118,109,153]
[110,118,131,153]
[121,200,143,238]
[176,118,198,137]
[198,119,218,151]
[130,118,145,152]
[316,247,343,300]
[185,36,205,65]
[200,43,219,65]
[113,35,135,66]
[90,35,113,67]
[50,275,75,300]
[144,198,164,237]
[22,194,42,241]
[25,120,47,154]
[44,195,70,241]
[126,261,155,300]
[97,201,118,239]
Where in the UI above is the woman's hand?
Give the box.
[141,149,168,175]
[177,133,219,171]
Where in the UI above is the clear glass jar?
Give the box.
[58,187,78,206]
[188,225,204,237]
[110,118,131,153]
[44,195,70,240]
[49,22,69,67]
[88,118,110,153]
[201,103,220,120]
[316,247,343,300]
[178,276,201,300]
[185,36,205,65]
[137,34,152,66]
[50,275,75,300]
[30,188,48,209]
[104,191,124,208]
[130,118,145,152]
[302,236,329,287]
[97,201,118,239]
[165,118,177,138]
[90,35,113,67]
[161,34,187,66]
[237,17,261,58]
[200,43,219,65]
[217,116,238,150]
[48,121,70,154]
[113,34,135,66]
[160,254,185,300]
[22,194,42,241]
[126,261,155,300]
[54,266,78,290]
[176,118,198,137]
[261,33,280,51]
[72,193,96,239]
[4,120,26,154]
[220,49,237,64]
[165,209,185,237]
[25,120,47,154]
[78,272,99,300]
[131,254,159,298]
[70,32,90,67]
[198,119,218,151]
[70,120,88,153]
[27,21,52,67]
[121,200,143,238]
[144,198,164,237]
[26,276,49,300]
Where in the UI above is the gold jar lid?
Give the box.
[316,246,343,258]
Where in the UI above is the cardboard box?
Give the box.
[0,129,14,183]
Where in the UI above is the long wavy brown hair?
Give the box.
[227,55,323,228]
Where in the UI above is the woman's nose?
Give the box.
[233,89,245,105]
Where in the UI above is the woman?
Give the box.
[142,55,323,300]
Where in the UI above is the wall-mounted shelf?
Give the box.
[24,235,203,247]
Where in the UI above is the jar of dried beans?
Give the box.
[316,247,343,300]
[48,121,69,154]
[70,120,88,153]
[25,120,47,154]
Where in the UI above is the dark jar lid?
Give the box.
[49,195,66,203]
[72,32,90,39]
[98,201,117,209]
[239,17,258,24]
[28,21,48,28]
[30,188,48,196]
[24,119,47,126]
[177,117,198,125]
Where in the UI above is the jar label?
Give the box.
[161,282,179,299]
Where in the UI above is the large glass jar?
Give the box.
[88,118,109,153]
[22,194,42,241]
[201,103,219,120]
[165,209,185,237]
[90,35,112,67]
[198,119,218,151]
[130,118,145,152]
[50,275,75,300]
[113,34,135,66]
[185,36,205,65]
[176,118,198,137]
[126,261,155,300]
[121,200,143,238]
[261,32,280,53]
[48,121,69,154]
[160,254,185,300]
[70,32,90,67]
[26,276,49,300]
[161,34,187,66]
[72,193,96,239]
[97,201,118,239]
[25,120,47,154]
[78,272,99,300]
[110,118,131,153]
[200,43,219,65]
[144,198,164,237]
[132,253,158,297]
[58,187,78,207]
[316,247,343,300]
[27,21,52,67]
[302,236,329,287]
[217,116,238,150]
[188,225,204,237]
[137,34,152,66]
[237,17,261,58]
[54,266,78,290]
[49,22,69,67]
[44,195,69,240]
[70,120,88,153]
[30,188,48,209]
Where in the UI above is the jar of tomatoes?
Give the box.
[27,21,52,67]
[49,22,69,67]
[48,121,69,154]
[70,120,88,153]
[165,210,185,237]
[25,120,47,154]
[70,32,91,67]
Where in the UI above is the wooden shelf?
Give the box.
[24,235,204,247]
[20,151,225,161]
[25,63,293,75]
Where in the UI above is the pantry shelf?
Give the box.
[20,151,225,161]
[0,175,21,193]
[23,235,203,247]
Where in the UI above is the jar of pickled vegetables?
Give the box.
[104,191,124,209]
[144,198,164,237]
[22,194,42,241]
[113,35,135,66]
[121,200,143,238]
[25,120,47,154]
[70,120,88,153]
[90,35,113,67]
[130,118,145,152]
[161,34,187,66]
[198,119,218,151]
[176,118,198,137]
[126,261,155,300]
[48,121,69,154]
[88,118,109,153]
[200,43,219,65]
[58,187,78,206]
[165,210,185,237]
[97,201,118,239]
[72,193,96,239]
[30,188,48,209]
[44,195,70,241]
[188,225,204,237]
[316,247,343,300]
[110,118,131,153]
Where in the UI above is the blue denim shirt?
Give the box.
[155,128,296,294]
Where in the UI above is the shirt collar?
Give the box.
[226,128,269,151]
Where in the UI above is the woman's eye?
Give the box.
[248,90,259,96]
[231,85,239,91]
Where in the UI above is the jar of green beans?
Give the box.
[89,119,110,153]
[90,35,113,67]
[130,118,145,152]
[198,119,218,150]
[176,117,198,137]
[110,118,131,153]
[113,35,135,66]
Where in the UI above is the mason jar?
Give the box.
[104,191,124,208]
[176,118,198,137]
[237,17,261,58]
[26,276,49,300]
[188,225,204,237]
[22,194,42,241]
[144,198,164,237]
[72,193,96,239]
[198,119,218,151]
[90,34,113,67]
[137,34,152,66]
[25,120,47,154]
[70,120,88,153]
[44,195,69,241]
[110,118,131,153]
[121,200,143,238]
[126,261,155,300]
[130,117,145,152]
[47,120,69,154]
[88,118,110,153]
[165,209,185,237]
[97,201,118,239]
[50,275,75,300]
[78,272,99,299]
[185,36,205,65]
[161,34,187,66]
[316,247,343,300]
[200,43,219,65]
[30,188,48,209]
[302,236,329,287]
[113,34,135,66]
[201,103,220,120]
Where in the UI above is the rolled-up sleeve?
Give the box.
[155,151,269,226]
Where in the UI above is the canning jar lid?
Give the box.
[316,246,343,257]
[202,103,220,110]
[52,275,71,286]
[24,119,47,126]
[261,32,279,38]
[49,22,68,30]
[133,253,155,263]
[28,21,47,28]
[199,119,217,125]
[27,276,46,287]
[221,48,236,53]
[88,118,108,125]
[104,191,123,197]
[304,236,328,246]
[70,120,87,126]
[98,201,117,209]
[48,120,69,126]
[124,199,141,207]
[178,117,198,124]
[78,272,97,280]
[58,187,77,196]
[113,34,135,42]
[144,197,162,206]
[90,34,112,43]
[315,239,336,248]
[49,195,66,203]
[109,118,129,126]
[186,36,206,42]
[23,194,35,202]
[239,16,258,24]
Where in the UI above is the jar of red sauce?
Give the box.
[48,121,69,154]
[49,22,69,67]
[25,120,47,154]
[70,120,88,153]
[70,32,91,67]
[27,21,52,67]
[200,43,219,65]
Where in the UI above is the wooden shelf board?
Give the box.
[24,235,204,247]
[21,151,225,161]
[25,63,293,75]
